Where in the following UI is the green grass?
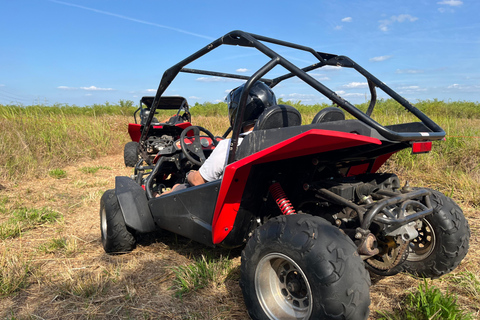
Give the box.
[0,207,62,240]
[79,165,111,174]
[377,280,474,320]
[49,168,67,179]
[171,255,233,298]
[38,237,68,254]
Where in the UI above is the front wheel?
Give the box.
[100,190,136,254]
[240,214,371,320]
[124,141,139,167]
[401,189,470,278]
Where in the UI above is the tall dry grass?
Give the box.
[0,106,130,181]
[1,100,479,205]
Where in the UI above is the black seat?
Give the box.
[235,105,301,160]
[311,107,345,124]
[253,105,302,131]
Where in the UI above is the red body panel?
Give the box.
[128,123,142,142]
[128,122,192,142]
[211,129,382,244]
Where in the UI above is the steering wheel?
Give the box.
[180,126,218,166]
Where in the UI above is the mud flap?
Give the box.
[115,176,156,233]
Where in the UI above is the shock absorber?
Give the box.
[269,182,296,215]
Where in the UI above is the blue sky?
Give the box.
[1,0,479,106]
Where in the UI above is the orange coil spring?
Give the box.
[269,182,296,215]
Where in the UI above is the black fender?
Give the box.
[115,176,156,233]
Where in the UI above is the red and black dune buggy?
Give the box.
[101,31,470,320]
[124,95,192,167]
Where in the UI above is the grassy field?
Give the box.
[0,99,479,319]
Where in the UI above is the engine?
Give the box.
[145,135,175,154]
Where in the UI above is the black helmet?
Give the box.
[227,81,276,128]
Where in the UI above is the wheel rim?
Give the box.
[407,219,436,262]
[255,253,313,320]
[100,207,107,245]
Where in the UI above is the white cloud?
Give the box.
[0,84,5,87]
[437,0,463,6]
[58,85,114,91]
[280,93,317,101]
[341,17,352,22]
[196,76,243,83]
[396,69,424,74]
[281,93,315,99]
[309,73,330,81]
[236,68,248,73]
[343,82,368,88]
[344,93,365,97]
[369,55,393,62]
[189,96,201,100]
[379,14,418,32]
[335,90,364,97]
[447,84,480,91]
[146,89,156,92]
[321,65,342,71]
[334,25,343,30]
[79,86,114,91]
[397,86,427,92]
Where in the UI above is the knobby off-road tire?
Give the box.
[100,190,136,254]
[124,141,139,167]
[240,214,371,320]
[401,188,470,279]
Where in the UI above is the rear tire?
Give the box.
[100,190,136,254]
[401,189,470,278]
[240,214,370,320]
[124,141,139,167]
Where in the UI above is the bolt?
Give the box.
[355,232,363,239]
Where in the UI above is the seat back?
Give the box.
[311,107,345,124]
[253,105,302,131]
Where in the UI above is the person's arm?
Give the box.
[187,170,207,186]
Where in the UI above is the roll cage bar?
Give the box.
[140,30,445,165]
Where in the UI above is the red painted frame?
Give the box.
[211,129,382,244]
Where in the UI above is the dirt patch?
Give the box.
[0,155,479,319]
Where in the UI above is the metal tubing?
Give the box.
[316,188,366,224]
[227,58,279,165]
[138,30,446,162]
[361,189,431,229]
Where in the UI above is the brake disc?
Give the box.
[366,236,409,271]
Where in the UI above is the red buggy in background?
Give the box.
[124,96,192,167]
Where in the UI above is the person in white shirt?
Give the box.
[161,81,277,195]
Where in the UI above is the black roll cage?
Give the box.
[140,30,445,165]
